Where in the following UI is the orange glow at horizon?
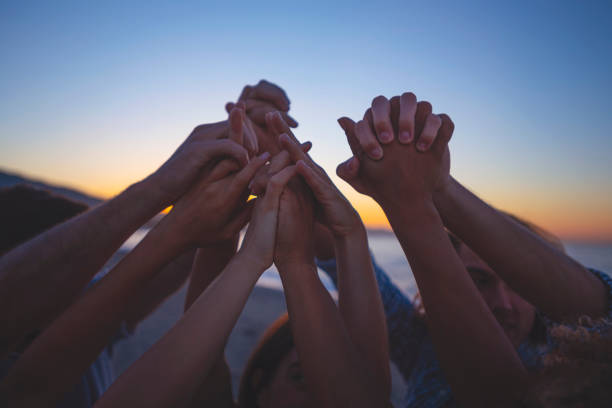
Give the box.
[71,179,612,243]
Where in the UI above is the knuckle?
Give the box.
[398,117,414,128]
[439,113,455,129]
[268,178,282,191]
[361,139,379,151]
[192,124,206,135]
[429,113,442,127]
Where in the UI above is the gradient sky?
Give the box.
[1,1,611,241]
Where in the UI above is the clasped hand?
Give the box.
[336,93,455,211]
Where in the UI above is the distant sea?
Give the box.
[122,229,612,297]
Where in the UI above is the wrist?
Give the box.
[432,176,458,211]
[152,213,193,252]
[133,176,172,212]
[235,249,270,274]
[275,256,316,274]
[383,198,441,231]
[333,223,367,249]
[138,218,188,263]
[276,259,317,281]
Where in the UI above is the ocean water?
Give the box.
[122,229,612,297]
[257,234,612,296]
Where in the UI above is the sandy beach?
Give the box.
[111,282,407,406]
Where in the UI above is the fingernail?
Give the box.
[417,142,428,151]
[379,131,392,143]
[399,131,412,143]
[371,147,383,159]
[260,152,270,160]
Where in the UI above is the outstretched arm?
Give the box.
[0,121,265,407]
[272,120,390,398]
[183,241,238,408]
[433,177,607,321]
[94,165,297,408]
[0,113,249,358]
[337,94,527,406]
[338,93,608,322]
[274,175,388,408]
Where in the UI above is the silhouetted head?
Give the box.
[239,313,312,408]
[0,184,88,256]
[415,213,562,347]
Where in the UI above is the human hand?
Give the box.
[336,93,454,210]
[145,106,255,208]
[278,134,364,239]
[274,179,316,269]
[225,80,298,155]
[248,140,311,196]
[238,165,298,271]
[160,142,270,248]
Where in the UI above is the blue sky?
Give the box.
[1,0,611,239]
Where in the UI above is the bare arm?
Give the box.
[274,125,390,398]
[0,180,163,357]
[384,201,527,407]
[122,247,197,332]
[339,92,608,322]
[184,241,238,408]
[0,119,249,357]
[274,181,387,408]
[337,93,527,406]
[94,165,297,408]
[433,177,607,321]
[0,133,263,407]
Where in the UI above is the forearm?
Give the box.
[278,261,383,408]
[334,227,390,397]
[184,241,237,406]
[123,247,197,331]
[383,201,527,406]
[185,241,237,309]
[95,254,260,408]
[434,177,607,320]
[0,219,181,407]
[0,179,165,355]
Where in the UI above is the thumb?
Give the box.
[336,156,368,194]
[336,156,359,182]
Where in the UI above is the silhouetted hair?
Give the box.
[239,313,294,408]
[0,184,88,255]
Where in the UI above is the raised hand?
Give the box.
[162,149,270,248]
[225,80,298,155]
[278,133,363,239]
[238,165,298,271]
[248,139,311,196]
[145,106,255,208]
[274,179,316,269]
[94,163,298,408]
[336,93,454,210]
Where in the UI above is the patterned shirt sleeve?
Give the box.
[316,255,428,380]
